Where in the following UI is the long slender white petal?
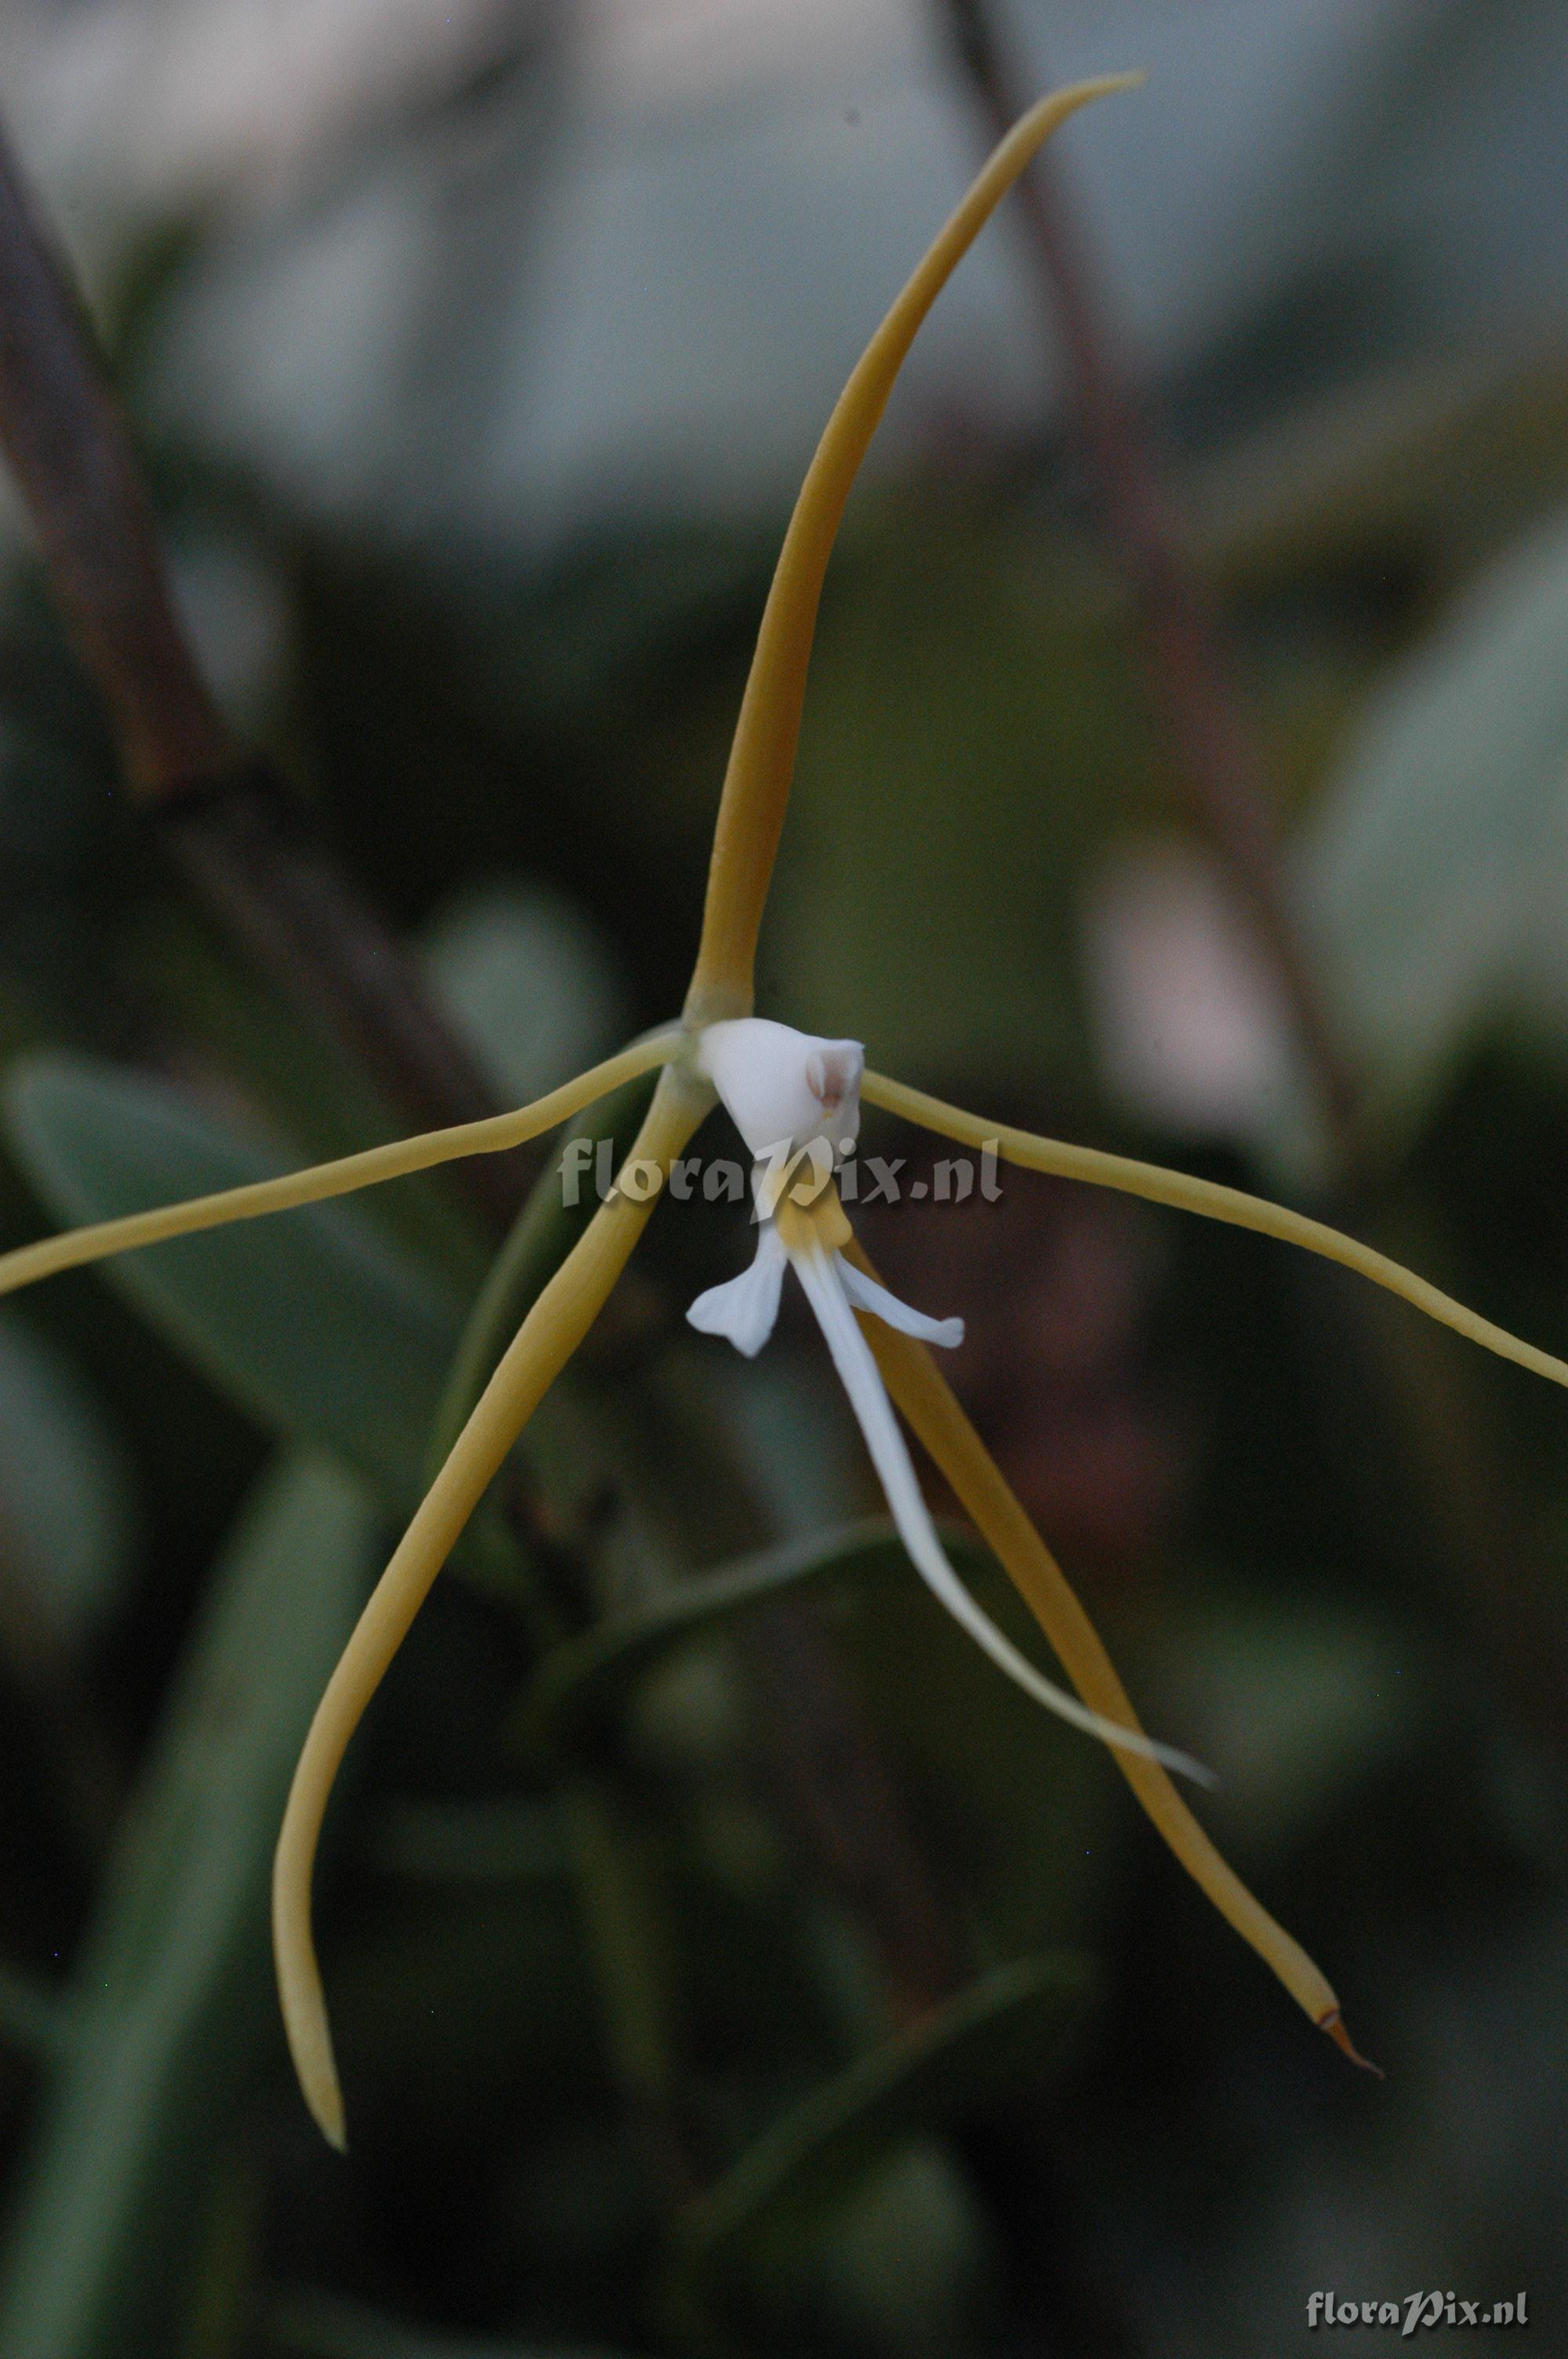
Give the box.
[686,1222,788,1357]
[789,1246,1213,1786]
[836,1256,964,1348]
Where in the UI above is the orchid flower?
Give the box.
[688,1017,1210,1783]
[3,76,1565,2147]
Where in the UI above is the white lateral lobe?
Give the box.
[685,1222,964,1358]
[685,1221,788,1357]
[836,1256,964,1348]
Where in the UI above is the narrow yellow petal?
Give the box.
[862,1069,1568,1397]
[684,75,1142,1026]
[271,1069,710,2148]
[0,1030,681,1301]
[844,1238,1360,2052]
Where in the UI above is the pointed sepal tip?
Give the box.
[1318,2005,1385,2078]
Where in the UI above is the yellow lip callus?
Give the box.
[775,1181,853,1257]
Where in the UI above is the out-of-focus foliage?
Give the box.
[669,1954,1092,2344]
[0,1454,373,2359]
[1300,506,1568,1147]
[0,1307,137,1656]
[0,4,1562,2357]
[6,1057,462,1503]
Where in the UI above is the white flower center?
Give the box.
[696,1018,864,1160]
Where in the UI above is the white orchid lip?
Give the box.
[684,1171,1210,1788]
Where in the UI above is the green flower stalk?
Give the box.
[0,75,1559,2143]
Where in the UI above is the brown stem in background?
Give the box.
[0,150,228,801]
[0,115,960,2029]
[940,0,1359,1158]
[939,0,1568,1755]
[0,123,521,1223]
[158,769,534,1219]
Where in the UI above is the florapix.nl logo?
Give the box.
[559,1134,1005,1214]
[1306,2291,1529,2334]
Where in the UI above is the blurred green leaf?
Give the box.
[0,1307,137,1653]
[1298,503,1568,1141]
[670,1954,1091,2317]
[3,1055,460,1503]
[518,1520,992,1758]
[421,881,628,1110]
[1161,1587,1428,1857]
[0,1452,375,2359]
[132,908,488,1293]
[775,503,1149,1096]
